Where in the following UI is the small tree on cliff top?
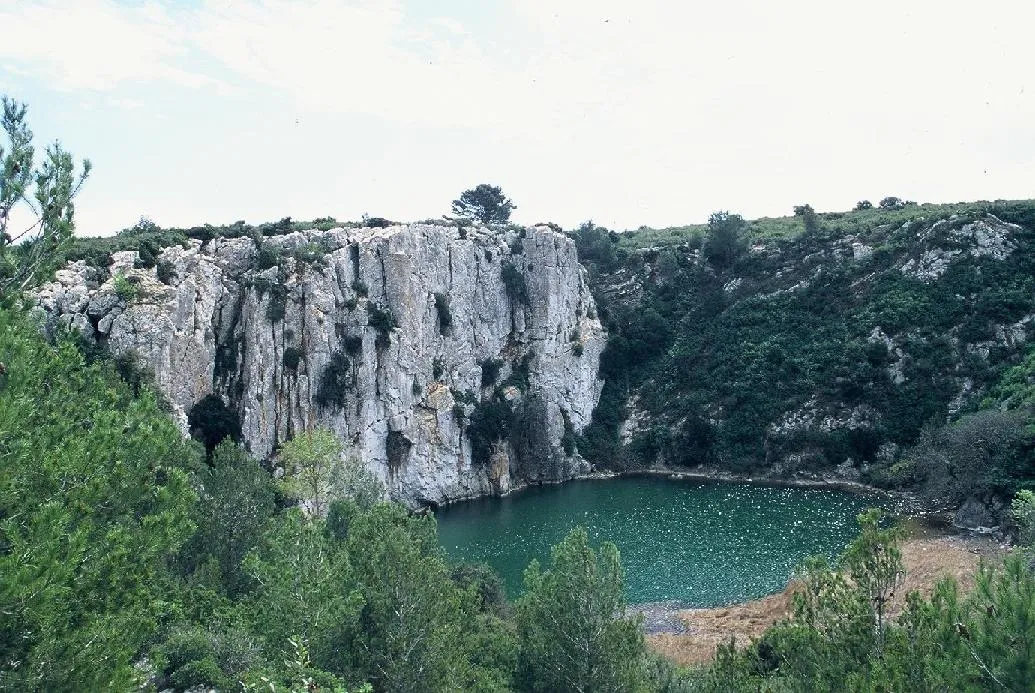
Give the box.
[702,210,747,269]
[451,184,516,224]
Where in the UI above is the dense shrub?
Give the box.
[907,409,1033,507]
[113,272,137,301]
[315,350,351,408]
[366,302,398,348]
[0,308,199,690]
[265,283,288,322]
[579,202,1035,476]
[501,261,529,305]
[480,358,503,387]
[560,410,577,455]
[516,527,645,692]
[342,334,363,356]
[256,243,281,271]
[156,259,175,284]
[703,211,748,268]
[468,398,516,465]
[363,216,392,228]
[135,237,159,269]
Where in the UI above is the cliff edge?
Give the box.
[34,222,605,507]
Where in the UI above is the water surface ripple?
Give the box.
[435,476,876,605]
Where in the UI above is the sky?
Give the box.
[1,0,1033,237]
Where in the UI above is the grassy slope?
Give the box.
[616,200,1029,250]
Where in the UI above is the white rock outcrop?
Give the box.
[34,223,605,507]
[901,213,1018,282]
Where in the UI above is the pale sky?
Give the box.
[2,0,1033,236]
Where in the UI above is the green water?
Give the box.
[435,476,878,606]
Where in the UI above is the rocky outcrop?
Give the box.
[34,222,605,507]
[900,214,1019,282]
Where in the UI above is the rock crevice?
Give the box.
[34,223,605,507]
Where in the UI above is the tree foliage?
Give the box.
[180,440,277,596]
[516,527,646,692]
[6,302,1035,692]
[0,95,91,296]
[0,308,198,690]
[452,184,516,224]
[702,211,747,269]
[577,200,1035,492]
[278,427,347,517]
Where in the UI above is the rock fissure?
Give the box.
[35,224,605,506]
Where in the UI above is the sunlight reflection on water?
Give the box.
[435,476,878,605]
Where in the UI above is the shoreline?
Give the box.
[429,464,922,513]
[643,530,1006,664]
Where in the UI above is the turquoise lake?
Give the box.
[435,476,878,606]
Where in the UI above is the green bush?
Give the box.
[135,238,159,269]
[516,527,645,692]
[366,303,398,348]
[156,259,175,284]
[560,410,577,455]
[451,563,509,618]
[155,629,231,690]
[112,272,137,301]
[468,398,516,466]
[170,656,228,690]
[256,243,281,270]
[0,308,199,691]
[363,216,392,228]
[702,211,748,268]
[315,350,351,408]
[265,283,288,322]
[501,261,529,305]
[187,394,241,455]
[342,334,363,355]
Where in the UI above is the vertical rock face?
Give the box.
[33,223,605,507]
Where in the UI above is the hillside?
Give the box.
[8,200,1035,691]
[42,200,1035,523]
[574,200,1035,523]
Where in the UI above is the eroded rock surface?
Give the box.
[34,223,605,507]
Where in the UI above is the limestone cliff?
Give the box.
[34,223,605,507]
